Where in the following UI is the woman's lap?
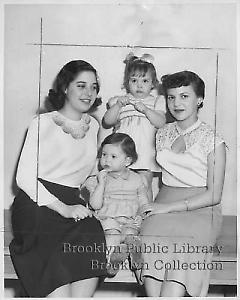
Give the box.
[139,187,222,296]
[9,187,107,297]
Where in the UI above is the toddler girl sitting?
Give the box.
[83,133,149,275]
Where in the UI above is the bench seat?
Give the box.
[4,211,237,287]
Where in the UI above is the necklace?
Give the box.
[52,111,91,139]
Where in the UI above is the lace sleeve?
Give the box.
[156,126,168,151]
[200,125,225,156]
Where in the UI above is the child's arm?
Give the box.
[134,101,166,128]
[103,96,130,127]
[89,170,108,210]
[137,177,151,207]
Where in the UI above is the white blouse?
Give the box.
[16,111,99,206]
[156,119,224,187]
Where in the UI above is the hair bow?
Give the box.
[123,52,154,64]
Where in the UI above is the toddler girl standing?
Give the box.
[103,52,166,201]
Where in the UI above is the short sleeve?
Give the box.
[156,126,167,152]
[201,129,225,157]
[154,95,166,113]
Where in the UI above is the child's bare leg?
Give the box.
[105,229,122,258]
[105,229,128,276]
[122,227,143,270]
[138,170,153,202]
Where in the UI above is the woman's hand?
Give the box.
[139,203,171,218]
[64,204,93,221]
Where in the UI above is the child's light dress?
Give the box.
[84,169,149,233]
[108,94,166,171]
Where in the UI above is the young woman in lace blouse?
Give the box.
[139,71,226,297]
[9,60,107,297]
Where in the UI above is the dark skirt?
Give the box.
[9,179,107,297]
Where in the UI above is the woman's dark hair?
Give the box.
[99,133,138,165]
[161,71,205,108]
[123,56,159,93]
[47,60,101,110]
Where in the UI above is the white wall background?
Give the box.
[4,2,237,214]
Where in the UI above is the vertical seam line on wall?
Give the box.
[211,51,219,226]
[36,18,43,205]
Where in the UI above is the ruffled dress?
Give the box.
[109,94,166,171]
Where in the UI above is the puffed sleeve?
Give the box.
[154,95,166,113]
[16,116,58,206]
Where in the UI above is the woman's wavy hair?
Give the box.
[47,60,101,111]
[161,70,205,109]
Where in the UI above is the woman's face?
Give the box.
[166,84,202,126]
[64,71,98,113]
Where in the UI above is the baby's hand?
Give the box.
[97,169,108,185]
[133,215,142,227]
[116,96,130,107]
[133,101,148,113]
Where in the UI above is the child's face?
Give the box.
[100,144,131,173]
[128,70,153,99]
[166,84,202,125]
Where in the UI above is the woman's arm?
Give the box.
[47,198,93,219]
[16,117,60,206]
[168,142,226,212]
[141,143,226,216]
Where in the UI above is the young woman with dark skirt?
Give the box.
[9,60,107,297]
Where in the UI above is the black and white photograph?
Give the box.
[2,0,238,298]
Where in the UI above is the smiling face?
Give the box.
[167,84,202,128]
[128,69,153,99]
[100,144,132,173]
[64,71,98,115]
